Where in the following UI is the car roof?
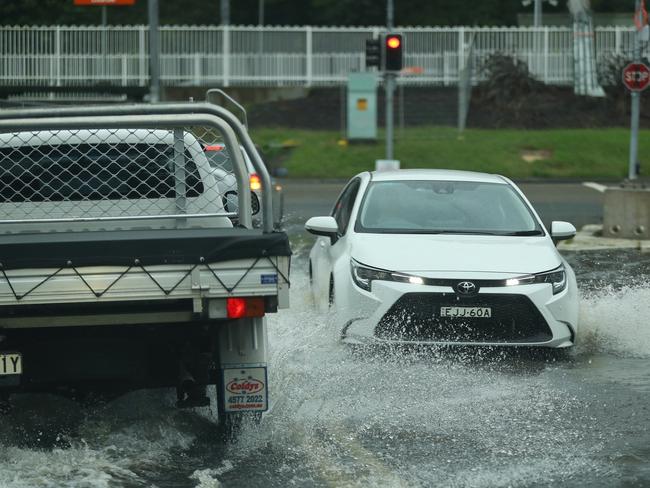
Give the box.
[369,169,507,184]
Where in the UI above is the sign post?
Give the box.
[626,0,649,180]
[624,62,649,180]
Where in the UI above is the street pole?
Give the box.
[534,0,542,27]
[220,0,230,25]
[258,0,264,77]
[148,0,160,103]
[629,0,642,180]
[386,74,395,160]
[101,6,107,79]
[385,0,395,160]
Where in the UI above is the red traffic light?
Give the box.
[384,34,403,71]
[386,36,401,49]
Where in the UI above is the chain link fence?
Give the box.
[0,125,251,230]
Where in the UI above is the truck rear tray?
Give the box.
[0,228,291,270]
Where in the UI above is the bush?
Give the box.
[478,53,542,105]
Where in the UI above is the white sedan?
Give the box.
[305,169,579,348]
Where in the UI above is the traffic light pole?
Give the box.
[385,73,395,160]
[629,0,643,180]
[385,0,395,161]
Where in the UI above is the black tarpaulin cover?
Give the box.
[0,228,291,270]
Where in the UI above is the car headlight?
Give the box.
[534,265,567,294]
[350,260,424,291]
[506,265,567,295]
[350,260,392,291]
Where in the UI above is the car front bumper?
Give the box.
[338,276,578,349]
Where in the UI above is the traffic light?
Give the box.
[365,38,381,69]
[384,34,403,71]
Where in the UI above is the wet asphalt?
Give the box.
[2,181,650,488]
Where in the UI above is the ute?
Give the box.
[0,103,291,434]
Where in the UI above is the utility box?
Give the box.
[603,185,650,239]
[347,73,377,141]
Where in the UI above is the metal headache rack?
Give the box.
[0,103,276,232]
[0,103,289,303]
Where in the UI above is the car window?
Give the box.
[0,143,204,202]
[331,178,361,236]
[205,146,234,172]
[356,180,541,235]
[205,145,255,174]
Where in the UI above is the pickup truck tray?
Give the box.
[0,228,291,270]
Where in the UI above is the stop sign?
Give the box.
[623,63,650,92]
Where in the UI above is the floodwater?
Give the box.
[1,248,650,488]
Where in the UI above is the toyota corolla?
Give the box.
[305,169,578,348]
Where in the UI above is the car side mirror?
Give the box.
[305,216,339,244]
[550,221,576,243]
[223,191,238,214]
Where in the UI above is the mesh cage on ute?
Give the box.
[0,127,241,226]
[0,104,279,232]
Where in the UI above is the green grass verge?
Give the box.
[251,127,648,180]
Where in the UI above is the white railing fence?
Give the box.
[0,25,646,88]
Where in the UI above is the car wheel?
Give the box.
[309,261,313,287]
[328,276,335,307]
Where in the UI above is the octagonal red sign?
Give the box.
[623,63,650,92]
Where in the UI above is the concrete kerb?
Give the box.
[559,224,650,252]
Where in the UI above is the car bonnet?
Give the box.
[350,233,561,276]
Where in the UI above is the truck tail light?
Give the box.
[226,297,265,318]
[249,173,262,191]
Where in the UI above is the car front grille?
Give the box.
[375,293,552,343]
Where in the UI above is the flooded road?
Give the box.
[1,246,650,487]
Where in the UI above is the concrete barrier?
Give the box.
[603,185,650,239]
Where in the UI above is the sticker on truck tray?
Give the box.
[222,367,268,413]
[261,274,278,284]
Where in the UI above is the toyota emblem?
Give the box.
[456,281,478,295]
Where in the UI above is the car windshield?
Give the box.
[356,180,542,235]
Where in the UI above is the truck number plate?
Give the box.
[222,367,268,413]
[440,307,492,318]
[0,353,22,375]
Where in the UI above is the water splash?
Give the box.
[0,390,203,487]
[578,284,650,358]
[0,254,647,487]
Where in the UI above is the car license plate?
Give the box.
[440,307,492,318]
[0,353,22,375]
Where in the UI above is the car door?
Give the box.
[310,177,362,304]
